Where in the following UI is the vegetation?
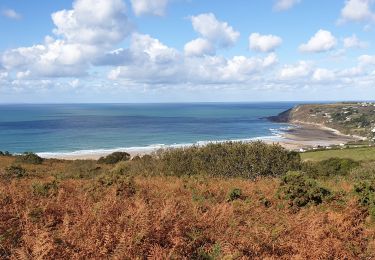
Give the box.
[159,141,300,178]
[4,165,27,178]
[278,171,331,207]
[1,141,375,258]
[301,157,359,178]
[15,152,43,165]
[98,151,131,164]
[270,102,375,139]
[0,151,12,156]
[301,146,375,161]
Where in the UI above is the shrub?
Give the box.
[302,158,359,178]
[110,154,160,176]
[227,188,242,202]
[98,152,131,164]
[349,162,375,181]
[4,165,27,178]
[32,180,59,197]
[278,171,331,208]
[159,141,301,178]
[16,152,43,165]
[61,160,102,179]
[90,173,136,197]
[0,151,12,156]
[353,181,375,219]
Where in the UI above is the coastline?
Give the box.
[37,122,362,160]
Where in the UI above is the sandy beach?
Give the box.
[267,123,361,151]
[38,123,362,160]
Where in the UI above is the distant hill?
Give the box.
[269,102,375,140]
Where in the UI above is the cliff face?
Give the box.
[268,103,375,139]
[267,108,293,123]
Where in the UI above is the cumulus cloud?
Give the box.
[278,61,312,80]
[1,0,132,78]
[190,13,240,48]
[312,68,335,81]
[52,0,131,47]
[2,39,96,77]
[343,34,369,48]
[108,33,277,84]
[1,8,21,19]
[249,33,282,52]
[130,0,169,16]
[339,0,375,23]
[299,30,337,53]
[358,54,375,66]
[273,0,301,11]
[184,38,215,57]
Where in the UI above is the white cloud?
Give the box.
[312,68,335,81]
[184,38,215,57]
[279,61,312,80]
[1,8,21,19]
[1,0,132,78]
[339,0,375,23]
[358,54,375,66]
[52,0,131,47]
[249,33,282,52]
[343,34,369,48]
[273,0,301,11]
[16,70,31,79]
[299,29,337,53]
[2,39,96,77]
[108,33,277,84]
[107,33,181,82]
[190,13,240,48]
[130,33,179,64]
[130,0,169,16]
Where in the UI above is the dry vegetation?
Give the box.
[1,142,375,259]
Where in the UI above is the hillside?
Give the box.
[2,144,375,258]
[269,102,375,140]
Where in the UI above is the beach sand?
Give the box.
[265,123,360,151]
[39,123,362,160]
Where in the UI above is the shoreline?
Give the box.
[37,123,362,160]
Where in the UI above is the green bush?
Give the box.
[349,162,375,181]
[278,171,331,207]
[98,152,131,164]
[227,188,242,201]
[353,181,375,219]
[159,141,301,178]
[16,152,43,165]
[302,158,359,178]
[4,165,27,178]
[32,180,59,197]
[0,151,12,156]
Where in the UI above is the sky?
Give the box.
[0,0,374,103]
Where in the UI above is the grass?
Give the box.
[301,146,375,162]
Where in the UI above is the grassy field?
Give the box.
[1,143,375,259]
[301,146,375,161]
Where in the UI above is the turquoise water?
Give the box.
[0,103,295,155]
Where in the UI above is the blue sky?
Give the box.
[0,0,374,103]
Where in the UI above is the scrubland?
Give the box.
[1,142,375,259]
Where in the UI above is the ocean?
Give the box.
[0,102,295,157]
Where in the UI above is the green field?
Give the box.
[301,146,375,161]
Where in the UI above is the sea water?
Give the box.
[0,102,295,156]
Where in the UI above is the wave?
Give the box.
[37,133,285,159]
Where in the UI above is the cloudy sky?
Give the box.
[0,0,374,103]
